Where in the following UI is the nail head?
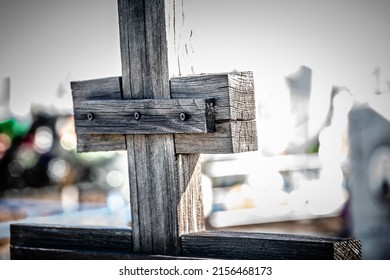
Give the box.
[179,112,187,121]
[87,113,94,121]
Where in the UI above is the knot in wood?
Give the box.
[134,112,140,120]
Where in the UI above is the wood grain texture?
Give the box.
[117,0,205,255]
[170,72,256,121]
[10,224,203,260]
[11,247,205,260]
[11,224,132,255]
[74,98,215,135]
[71,72,258,154]
[177,154,205,235]
[11,224,361,260]
[71,76,122,100]
[165,0,195,76]
[175,120,258,154]
[75,134,126,152]
[71,77,127,152]
[172,72,257,154]
[181,231,362,260]
[119,0,179,255]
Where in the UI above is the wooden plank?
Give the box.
[71,72,257,154]
[177,154,205,234]
[11,224,361,260]
[10,224,204,260]
[175,120,258,154]
[75,134,126,152]
[71,76,122,100]
[172,72,257,153]
[11,224,132,254]
[165,0,195,76]
[71,77,126,152]
[11,247,205,260]
[170,72,256,121]
[71,72,256,122]
[74,98,215,135]
[181,231,362,260]
[119,0,170,254]
[118,0,205,255]
[173,8,207,248]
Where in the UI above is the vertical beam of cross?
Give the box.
[117,0,204,255]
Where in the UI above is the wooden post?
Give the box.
[117,0,204,254]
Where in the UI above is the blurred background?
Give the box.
[1,0,390,259]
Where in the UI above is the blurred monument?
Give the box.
[349,96,390,259]
[285,65,312,154]
[0,77,11,120]
[0,77,12,160]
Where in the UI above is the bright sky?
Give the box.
[1,0,389,119]
[0,0,121,115]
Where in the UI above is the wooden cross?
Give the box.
[71,0,256,256]
[10,0,361,260]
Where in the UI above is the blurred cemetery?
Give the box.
[1,0,390,260]
[2,65,390,259]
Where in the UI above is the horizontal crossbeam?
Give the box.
[181,231,362,260]
[10,224,361,260]
[71,72,258,154]
[74,98,215,135]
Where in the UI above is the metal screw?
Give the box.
[179,112,187,121]
[134,112,140,120]
[87,113,94,121]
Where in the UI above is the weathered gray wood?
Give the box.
[176,120,258,154]
[11,247,205,260]
[165,0,195,76]
[172,71,257,153]
[177,154,205,234]
[170,72,256,121]
[74,98,215,135]
[76,134,127,152]
[71,72,256,121]
[71,77,127,152]
[10,224,361,260]
[71,72,257,153]
[11,224,132,254]
[181,231,362,260]
[71,76,122,100]
[10,224,202,260]
[117,0,205,255]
